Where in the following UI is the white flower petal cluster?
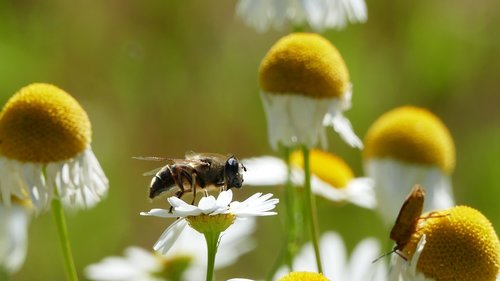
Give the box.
[0,203,30,274]
[242,156,376,209]
[0,147,108,213]
[141,190,278,254]
[236,0,367,32]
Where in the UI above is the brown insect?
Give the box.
[373,184,425,262]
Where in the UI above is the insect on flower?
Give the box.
[373,184,425,262]
[136,152,247,205]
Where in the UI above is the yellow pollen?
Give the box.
[259,32,350,99]
[290,149,354,189]
[363,106,455,174]
[0,83,91,163]
[403,205,500,281]
[278,272,330,281]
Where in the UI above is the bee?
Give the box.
[136,152,247,205]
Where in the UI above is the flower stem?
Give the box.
[283,146,298,270]
[52,190,79,281]
[203,231,220,281]
[301,145,323,273]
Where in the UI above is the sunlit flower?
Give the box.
[141,189,278,254]
[363,106,455,223]
[85,219,256,281]
[243,149,376,209]
[274,232,387,281]
[236,0,367,32]
[389,206,500,281]
[259,33,362,150]
[0,83,108,212]
[0,199,31,274]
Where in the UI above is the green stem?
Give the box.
[203,231,220,281]
[283,146,297,270]
[302,145,323,273]
[52,190,79,281]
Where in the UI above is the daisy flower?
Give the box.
[389,206,500,281]
[0,83,108,212]
[236,0,367,32]
[85,218,256,281]
[0,198,31,274]
[243,149,376,209]
[363,106,455,223]
[259,32,362,150]
[274,232,387,281]
[141,190,278,281]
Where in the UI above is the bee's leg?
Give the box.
[190,173,197,205]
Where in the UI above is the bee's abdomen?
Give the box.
[149,166,176,199]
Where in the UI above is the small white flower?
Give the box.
[85,219,256,281]
[274,232,387,281]
[141,190,278,254]
[243,150,376,209]
[236,0,367,32]
[259,33,362,150]
[0,201,31,274]
[0,83,108,213]
[363,106,455,223]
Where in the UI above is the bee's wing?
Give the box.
[133,156,174,163]
[142,167,163,176]
[185,151,228,163]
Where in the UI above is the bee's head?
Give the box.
[224,156,246,189]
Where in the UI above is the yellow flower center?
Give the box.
[187,214,236,235]
[403,205,500,281]
[290,149,354,189]
[0,83,91,163]
[363,106,455,174]
[259,32,350,99]
[278,272,330,281]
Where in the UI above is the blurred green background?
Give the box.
[0,0,499,280]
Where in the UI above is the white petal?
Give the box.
[139,209,175,218]
[167,196,189,208]
[241,156,287,186]
[344,177,377,209]
[216,190,233,207]
[0,204,30,273]
[153,219,188,255]
[198,196,218,214]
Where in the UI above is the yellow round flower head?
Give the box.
[363,106,456,223]
[0,83,107,212]
[260,33,349,99]
[364,106,455,174]
[401,206,500,281]
[258,33,362,149]
[278,272,330,281]
[291,149,354,189]
[0,83,91,163]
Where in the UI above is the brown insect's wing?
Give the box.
[390,184,426,250]
[185,151,228,162]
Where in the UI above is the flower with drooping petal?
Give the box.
[0,198,31,274]
[243,149,376,209]
[0,83,108,212]
[363,106,455,223]
[85,219,256,281]
[274,232,387,281]
[141,189,278,255]
[389,206,500,281]
[236,0,367,32]
[259,32,362,150]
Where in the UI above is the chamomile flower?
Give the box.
[259,33,362,150]
[274,232,387,281]
[0,83,108,212]
[0,198,31,274]
[140,189,278,255]
[390,206,500,281]
[243,149,376,209]
[85,219,256,281]
[363,106,455,223]
[236,0,367,32]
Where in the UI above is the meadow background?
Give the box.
[0,0,499,280]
